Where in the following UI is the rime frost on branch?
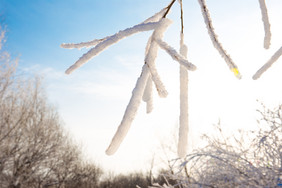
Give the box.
[105,65,151,155]
[178,33,189,158]
[197,0,241,79]
[62,2,197,155]
[106,19,173,155]
[61,38,107,49]
[105,17,197,155]
[64,21,161,74]
[155,39,196,71]
[258,0,271,49]
[253,46,282,80]
[62,0,281,158]
[142,76,153,114]
[144,18,173,98]
[143,8,167,24]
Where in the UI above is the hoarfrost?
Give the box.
[64,21,160,74]
[259,0,271,49]
[178,33,189,158]
[142,76,153,114]
[106,65,150,155]
[145,18,173,98]
[61,38,107,49]
[253,46,282,80]
[106,18,173,155]
[143,8,167,24]
[198,0,241,79]
[155,39,196,71]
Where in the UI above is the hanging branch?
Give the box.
[258,0,271,49]
[178,0,189,158]
[197,0,241,79]
[144,19,173,98]
[252,46,282,80]
[106,18,174,155]
[105,64,151,155]
[142,36,154,113]
[62,0,197,155]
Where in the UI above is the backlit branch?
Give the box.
[198,0,241,79]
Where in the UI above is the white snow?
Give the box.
[197,0,241,79]
[106,65,150,155]
[145,18,172,98]
[106,18,173,155]
[253,46,282,80]
[258,0,271,49]
[155,38,196,71]
[143,8,167,24]
[61,38,107,49]
[142,76,153,114]
[61,8,166,51]
[178,33,189,158]
[64,21,161,74]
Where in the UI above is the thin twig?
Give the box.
[163,0,177,18]
[179,0,184,33]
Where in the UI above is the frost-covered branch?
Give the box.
[64,21,161,74]
[145,18,172,98]
[177,0,189,159]
[178,33,189,158]
[143,9,167,24]
[253,46,282,80]
[61,38,108,49]
[106,18,173,155]
[197,0,241,79]
[258,0,271,49]
[62,8,168,50]
[155,39,196,71]
[106,65,150,155]
[142,37,154,113]
[157,106,282,187]
[142,76,153,114]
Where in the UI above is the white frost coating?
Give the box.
[62,8,166,50]
[155,39,197,71]
[145,18,172,98]
[197,0,241,79]
[178,33,189,158]
[145,36,152,56]
[143,8,167,24]
[142,76,153,113]
[106,19,172,155]
[106,65,150,155]
[65,21,161,74]
[61,38,107,49]
[253,46,282,80]
[259,0,271,49]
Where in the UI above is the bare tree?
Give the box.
[0,26,103,188]
[155,104,282,187]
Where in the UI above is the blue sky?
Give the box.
[2,0,282,174]
[1,0,166,69]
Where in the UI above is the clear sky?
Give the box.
[1,0,282,174]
